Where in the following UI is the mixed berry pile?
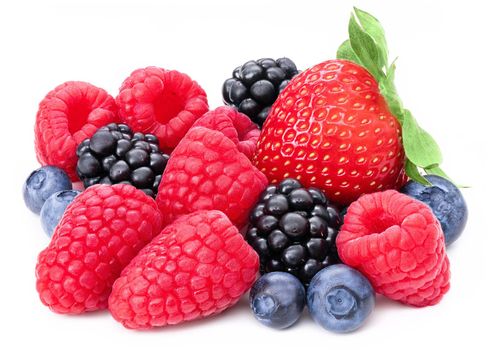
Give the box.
[23,8,468,333]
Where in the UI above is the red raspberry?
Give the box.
[336,190,450,307]
[35,81,118,181]
[192,106,260,159]
[108,210,259,329]
[155,111,267,228]
[35,184,163,314]
[116,67,209,153]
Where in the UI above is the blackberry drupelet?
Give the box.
[246,178,342,286]
[76,123,169,197]
[222,58,299,127]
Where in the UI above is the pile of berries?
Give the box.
[24,7,468,334]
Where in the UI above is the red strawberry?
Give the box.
[108,210,259,329]
[35,184,163,314]
[254,60,406,205]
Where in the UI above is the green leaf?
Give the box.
[402,109,443,168]
[337,40,361,65]
[379,60,404,122]
[425,165,450,179]
[354,7,388,69]
[348,13,384,81]
[405,159,431,186]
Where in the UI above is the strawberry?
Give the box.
[254,8,451,205]
[254,59,406,205]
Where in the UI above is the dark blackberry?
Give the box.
[246,178,342,286]
[222,57,299,127]
[76,123,169,197]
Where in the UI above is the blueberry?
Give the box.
[400,175,468,246]
[23,166,72,214]
[307,264,375,333]
[250,272,305,329]
[40,190,80,237]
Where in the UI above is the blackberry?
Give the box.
[246,178,342,286]
[222,58,299,127]
[76,123,169,197]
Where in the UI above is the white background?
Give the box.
[1,0,495,349]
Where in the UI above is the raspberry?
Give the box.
[108,210,259,329]
[35,82,118,181]
[155,110,267,228]
[336,190,450,307]
[116,67,209,153]
[35,184,163,314]
[192,106,260,159]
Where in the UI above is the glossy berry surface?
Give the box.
[222,58,299,126]
[401,175,468,246]
[108,210,259,329]
[307,264,375,333]
[246,178,342,286]
[23,166,72,214]
[337,190,450,307]
[249,272,305,329]
[40,190,81,237]
[35,184,163,314]
[254,60,406,205]
[76,123,169,197]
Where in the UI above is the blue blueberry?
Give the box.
[307,264,375,333]
[23,166,72,214]
[400,175,468,246]
[249,272,305,329]
[40,190,81,237]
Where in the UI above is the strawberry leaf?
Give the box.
[337,40,361,64]
[405,159,431,186]
[402,109,443,168]
[340,7,455,185]
[379,60,404,122]
[353,7,388,69]
[348,13,384,81]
